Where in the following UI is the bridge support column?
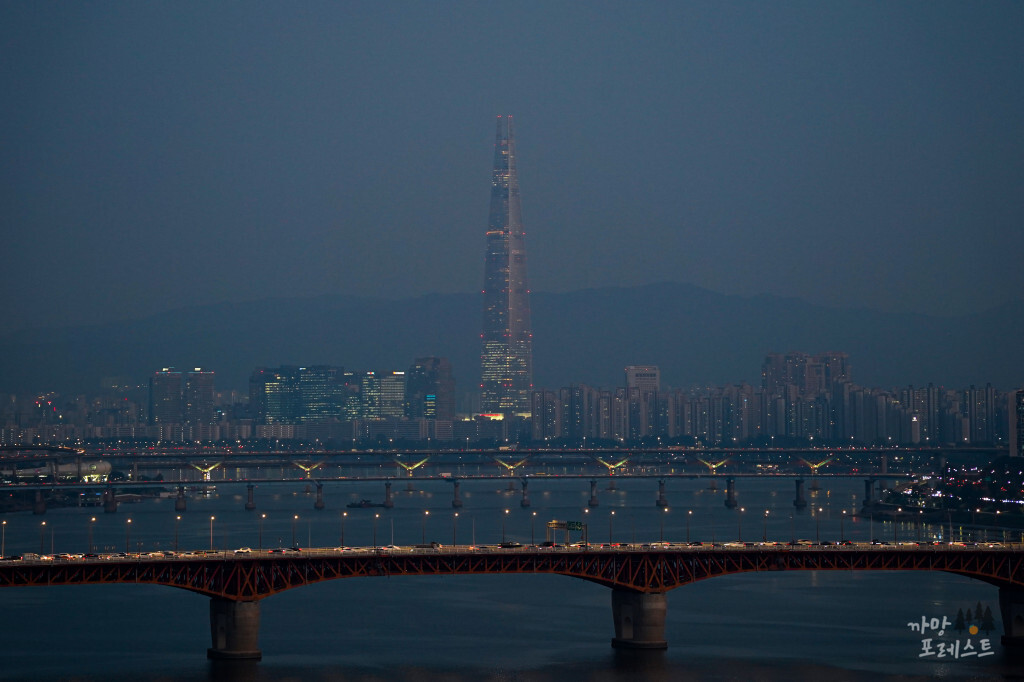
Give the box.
[611,589,668,650]
[507,478,517,492]
[607,477,617,491]
[520,478,530,508]
[314,483,325,511]
[175,486,188,512]
[207,598,262,660]
[1000,587,1024,650]
[384,481,394,509]
[451,479,463,508]
[103,488,118,513]
[794,479,807,509]
[862,479,873,508]
[724,478,737,509]
[589,480,599,507]
[244,484,255,511]
[655,480,668,507]
[32,490,46,515]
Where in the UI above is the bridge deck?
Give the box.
[1,543,1021,598]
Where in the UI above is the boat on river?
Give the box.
[346,499,387,509]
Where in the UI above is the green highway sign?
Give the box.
[566,521,584,531]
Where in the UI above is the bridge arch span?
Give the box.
[4,547,1023,659]
[3,547,1020,599]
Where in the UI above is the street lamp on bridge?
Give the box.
[841,510,847,543]
[125,518,131,553]
[763,510,769,542]
[40,520,47,554]
[660,507,669,542]
[609,510,615,544]
[174,515,180,553]
[501,509,509,543]
[339,512,346,548]
[422,510,430,544]
[738,507,745,542]
[259,514,266,551]
[209,516,215,551]
[1,520,5,557]
[530,511,536,546]
[291,515,298,548]
[453,512,459,546]
[687,510,692,544]
[89,517,96,554]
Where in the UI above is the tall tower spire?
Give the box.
[480,115,533,417]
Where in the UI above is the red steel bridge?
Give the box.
[2,544,1024,660]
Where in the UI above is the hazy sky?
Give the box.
[3,1,1022,333]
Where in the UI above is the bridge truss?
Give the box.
[1,547,1021,600]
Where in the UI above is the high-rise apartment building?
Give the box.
[184,368,215,424]
[149,368,183,424]
[480,115,533,417]
[625,365,660,439]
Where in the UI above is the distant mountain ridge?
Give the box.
[1,283,1021,395]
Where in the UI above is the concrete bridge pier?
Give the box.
[999,587,1024,650]
[32,490,46,515]
[175,486,188,512]
[607,478,617,491]
[383,481,394,509]
[314,483,325,511]
[610,589,668,650]
[103,488,118,513]
[451,479,463,508]
[794,479,808,509]
[507,479,517,492]
[724,478,737,509]
[655,480,668,507]
[995,585,1024,647]
[520,478,530,508]
[862,479,874,508]
[588,480,600,507]
[244,484,255,511]
[207,597,262,660]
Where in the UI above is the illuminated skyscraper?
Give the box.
[149,368,183,424]
[184,368,216,425]
[480,115,533,416]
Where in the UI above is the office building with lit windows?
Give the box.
[480,115,533,417]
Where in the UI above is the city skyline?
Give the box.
[1,281,1022,398]
[3,3,1022,335]
[4,348,1018,452]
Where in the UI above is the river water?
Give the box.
[0,474,1019,680]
